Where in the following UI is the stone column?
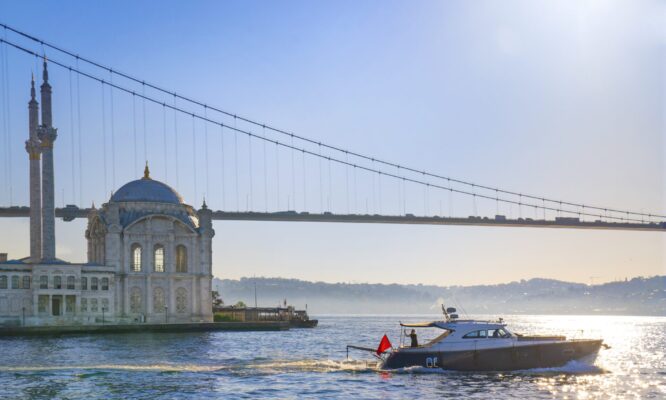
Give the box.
[32,292,39,318]
[190,274,197,320]
[167,276,174,322]
[146,275,152,318]
[123,276,129,316]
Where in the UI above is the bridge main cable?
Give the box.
[0,25,663,221]
[2,36,654,224]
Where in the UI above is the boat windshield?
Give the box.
[425,329,453,346]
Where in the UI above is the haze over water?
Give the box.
[1,315,664,399]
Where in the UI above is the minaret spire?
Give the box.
[42,57,49,82]
[40,58,52,128]
[37,59,58,261]
[30,73,36,101]
[25,73,42,262]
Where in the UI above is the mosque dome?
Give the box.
[110,165,183,205]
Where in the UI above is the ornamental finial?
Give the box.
[143,161,151,179]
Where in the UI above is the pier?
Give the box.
[0,321,290,337]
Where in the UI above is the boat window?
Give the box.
[489,328,511,338]
[463,330,482,339]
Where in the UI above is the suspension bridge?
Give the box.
[0,24,664,233]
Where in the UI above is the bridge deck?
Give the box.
[0,206,664,232]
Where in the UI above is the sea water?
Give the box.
[0,315,664,399]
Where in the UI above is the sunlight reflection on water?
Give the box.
[0,315,664,399]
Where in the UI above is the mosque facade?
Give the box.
[0,62,214,326]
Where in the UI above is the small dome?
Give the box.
[111,171,183,204]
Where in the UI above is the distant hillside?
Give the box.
[213,276,666,316]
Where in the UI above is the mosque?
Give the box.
[0,62,214,326]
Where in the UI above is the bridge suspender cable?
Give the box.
[173,95,179,190]
[0,34,661,223]
[192,114,198,204]
[220,124,226,210]
[109,72,116,190]
[1,35,13,206]
[263,126,268,212]
[100,81,107,197]
[1,23,661,220]
[233,117,239,212]
[204,108,210,202]
[142,85,148,174]
[75,58,83,206]
[163,104,168,182]
[132,94,138,175]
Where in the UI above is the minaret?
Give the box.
[197,198,214,320]
[37,59,58,261]
[24,74,42,263]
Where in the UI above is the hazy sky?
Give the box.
[0,0,664,286]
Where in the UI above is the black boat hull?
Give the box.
[289,319,318,328]
[381,339,602,371]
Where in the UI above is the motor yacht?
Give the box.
[351,307,604,371]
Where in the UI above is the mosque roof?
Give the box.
[110,165,184,205]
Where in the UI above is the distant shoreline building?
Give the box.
[0,62,214,326]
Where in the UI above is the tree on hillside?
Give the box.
[212,291,223,309]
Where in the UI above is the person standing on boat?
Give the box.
[409,329,418,347]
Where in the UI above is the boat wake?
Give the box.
[0,364,227,373]
[247,359,379,373]
[0,360,379,375]
[0,359,604,376]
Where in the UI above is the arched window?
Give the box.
[154,245,165,272]
[0,276,7,289]
[54,276,62,289]
[153,287,165,312]
[131,244,142,272]
[67,276,75,290]
[81,277,88,290]
[91,277,98,291]
[11,276,19,289]
[101,277,109,290]
[176,245,187,273]
[130,287,142,313]
[176,287,187,313]
[39,275,48,289]
[22,276,30,289]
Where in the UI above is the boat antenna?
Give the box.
[441,304,449,320]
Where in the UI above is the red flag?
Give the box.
[376,334,392,355]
